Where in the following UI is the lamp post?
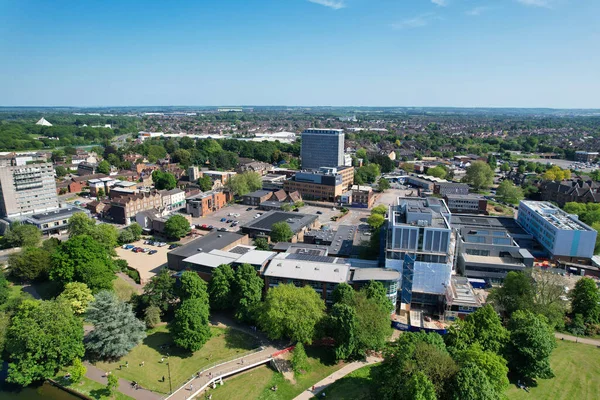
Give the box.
[166,360,172,393]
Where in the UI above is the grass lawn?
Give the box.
[113,276,136,301]
[323,341,600,400]
[94,325,258,394]
[506,340,600,400]
[210,346,345,400]
[55,374,134,400]
[313,363,380,400]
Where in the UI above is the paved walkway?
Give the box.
[84,361,162,400]
[167,345,279,400]
[293,356,382,400]
[555,332,600,346]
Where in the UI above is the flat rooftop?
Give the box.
[451,214,529,236]
[241,211,318,234]
[520,201,594,232]
[351,268,400,282]
[264,253,350,284]
[168,231,247,259]
[393,197,450,229]
[448,276,482,308]
[28,206,88,222]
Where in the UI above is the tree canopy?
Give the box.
[6,300,84,386]
[85,291,146,360]
[152,170,177,190]
[164,215,191,239]
[496,180,524,204]
[8,246,51,282]
[569,277,600,324]
[463,161,494,191]
[58,282,94,315]
[233,263,264,323]
[208,264,236,310]
[50,235,115,293]
[3,223,41,248]
[270,221,294,243]
[258,283,326,344]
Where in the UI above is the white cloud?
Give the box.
[431,0,448,6]
[391,13,436,30]
[516,0,551,7]
[466,6,489,16]
[307,0,346,10]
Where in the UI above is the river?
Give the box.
[0,382,80,400]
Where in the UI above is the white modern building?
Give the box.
[517,201,597,262]
[0,162,59,218]
[385,197,455,313]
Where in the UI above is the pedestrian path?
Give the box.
[293,356,382,400]
[555,332,600,346]
[166,345,279,400]
[84,361,162,400]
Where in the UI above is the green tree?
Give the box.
[164,215,191,239]
[463,161,494,191]
[377,332,457,400]
[0,273,9,305]
[6,300,84,386]
[197,175,213,191]
[259,284,325,344]
[3,223,42,248]
[55,165,68,178]
[106,373,119,395]
[402,371,437,400]
[245,171,262,192]
[58,282,94,315]
[50,235,115,293]
[568,313,586,336]
[171,297,211,352]
[378,178,391,192]
[144,305,162,328]
[449,363,500,400]
[233,263,264,323]
[569,277,600,323]
[85,291,146,360]
[496,180,524,204]
[364,280,394,313]
[426,166,448,179]
[208,264,235,310]
[356,148,368,161]
[451,344,509,393]
[92,223,119,252]
[506,310,556,380]
[254,237,270,250]
[68,212,96,237]
[270,221,294,242]
[152,170,177,190]
[488,271,535,317]
[445,305,508,354]
[367,213,385,230]
[97,160,111,175]
[68,358,86,384]
[8,247,51,282]
[140,268,177,313]
[500,162,511,172]
[226,174,249,196]
[97,188,105,199]
[332,282,355,305]
[330,303,358,360]
[371,204,388,215]
[178,271,209,303]
[353,291,392,355]
[487,154,497,168]
[291,342,310,375]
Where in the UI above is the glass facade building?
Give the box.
[301,129,345,170]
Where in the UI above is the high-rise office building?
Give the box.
[0,162,59,218]
[301,128,344,170]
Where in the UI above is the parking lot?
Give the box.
[115,239,170,284]
[191,203,264,233]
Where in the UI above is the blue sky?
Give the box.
[1,0,599,108]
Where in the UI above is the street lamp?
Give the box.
[166,359,172,393]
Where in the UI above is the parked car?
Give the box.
[220,218,227,222]
[134,248,144,253]
[218,227,227,232]
[227,219,233,223]
[148,250,158,255]
[316,211,323,215]
[246,207,253,211]
[230,222,236,227]
[169,244,180,249]
[200,224,209,230]
[157,242,167,247]
[124,244,135,250]
[208,225,214,230]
